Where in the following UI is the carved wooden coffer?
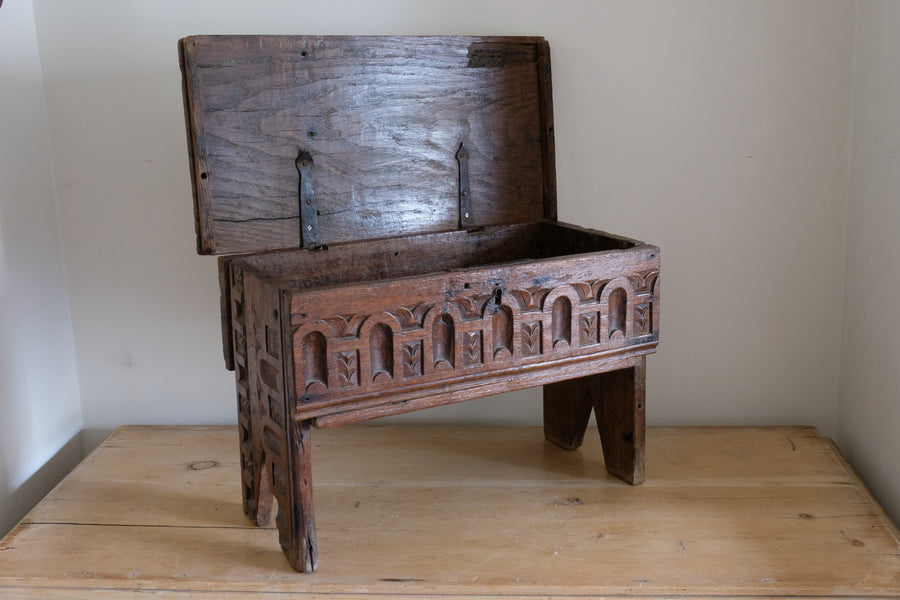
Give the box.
[179,35,660,572]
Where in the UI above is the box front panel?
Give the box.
[285,247,659,422]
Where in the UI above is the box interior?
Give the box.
[237,221,638,291]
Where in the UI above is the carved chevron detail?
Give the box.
[580,313,598,345]
[522,321,541,356]
[402,342,423,377]
[336,351,358,388]
[634,303,652,334]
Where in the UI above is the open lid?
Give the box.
[180,35,556,255]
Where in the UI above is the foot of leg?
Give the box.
[594,358,646,485]
[543,376,597,450]
[278,419,318,572]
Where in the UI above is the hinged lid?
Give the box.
[180,35,556,255]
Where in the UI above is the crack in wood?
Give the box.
[215,216,298,224]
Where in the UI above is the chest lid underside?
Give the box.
[180,35,556,255]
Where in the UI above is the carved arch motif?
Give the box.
[541,285,581,353]
[293,322,336,395]
[432,314,455,370]
[482,289,523,363]
[300,331,327,393]
[358,312,403,385]
[597,277,637,342]
[369,323,394,384]
[423,303,465,374]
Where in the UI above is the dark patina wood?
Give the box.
[180,35,552,255]
[180,35,660,572]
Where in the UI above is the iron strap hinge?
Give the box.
[296,149,322,248]
[456,142,476,229]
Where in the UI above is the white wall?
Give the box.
[30,0,854,436]
[838,0,900,524]
[3,0,896,535]
[0,0,83,536]
[555,3,853,431]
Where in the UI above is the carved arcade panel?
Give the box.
[291,270,659,409]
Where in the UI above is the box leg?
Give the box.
[594,358,646,485]
[543,359,646,485]
[278,419,318,572]
[543,377,596,450]
[239,372,274,527]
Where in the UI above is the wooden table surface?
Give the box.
[1,425,898,599]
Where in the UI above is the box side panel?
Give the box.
[230,267,302,543]
[180,35,552,255]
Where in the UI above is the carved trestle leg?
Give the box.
[228,264,274,526]
[278,419,318,572]
[234,266,317,570]
[543,357,646,485]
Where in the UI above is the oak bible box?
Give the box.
[179,35,660,571]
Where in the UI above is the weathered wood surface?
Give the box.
[181,36,555,255]
[1,425,898,599]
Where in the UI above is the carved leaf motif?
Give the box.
[323,314,366,338]
[336,351,358,387]
[522,321,541,356]
[510,287,550,311]
[570,283,593,303]
[402,342,422,377]
[591,279,612,299]
[463,331,482,365]
[456,294,493,319]
[389,304,433,329]
[629,270,659,294]
[580,313,598,345]
[634,303,652,334]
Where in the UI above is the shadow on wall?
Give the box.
[0,197,82,538]
[0,430,84,538]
